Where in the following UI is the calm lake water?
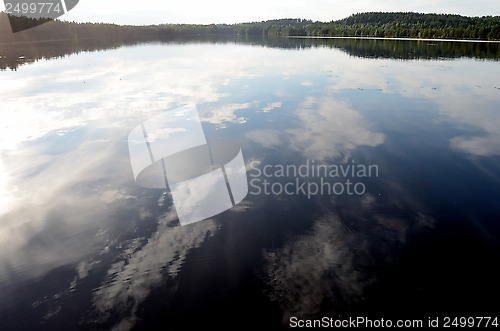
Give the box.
[1,37,499,330]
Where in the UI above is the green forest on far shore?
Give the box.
[1,11,499,42]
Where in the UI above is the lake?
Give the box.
[1,37,499,330]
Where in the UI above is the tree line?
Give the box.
[1,12,499,42]
[296,12,500,40]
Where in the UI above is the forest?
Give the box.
[297,12,500,40]
[1,11,499,69]
[1,12,499,42]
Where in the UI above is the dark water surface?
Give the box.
[0,37,499,330]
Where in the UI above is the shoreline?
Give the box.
[288,36,500,43]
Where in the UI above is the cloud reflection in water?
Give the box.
[92,210,218,330]
[0,39,498,329]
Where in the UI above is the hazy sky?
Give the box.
[2,0,499,25]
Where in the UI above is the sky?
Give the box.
[1,0,499,25]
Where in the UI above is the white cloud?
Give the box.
[260,102,282,112]
[324,55,500,156]
[288,97,385,160]
[246,96,386,161]
[263,207,434,322]
[199,103,252,127]
[92,210,218,330]
[0,43,267,284]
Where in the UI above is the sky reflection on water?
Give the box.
[0,39,499,329]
